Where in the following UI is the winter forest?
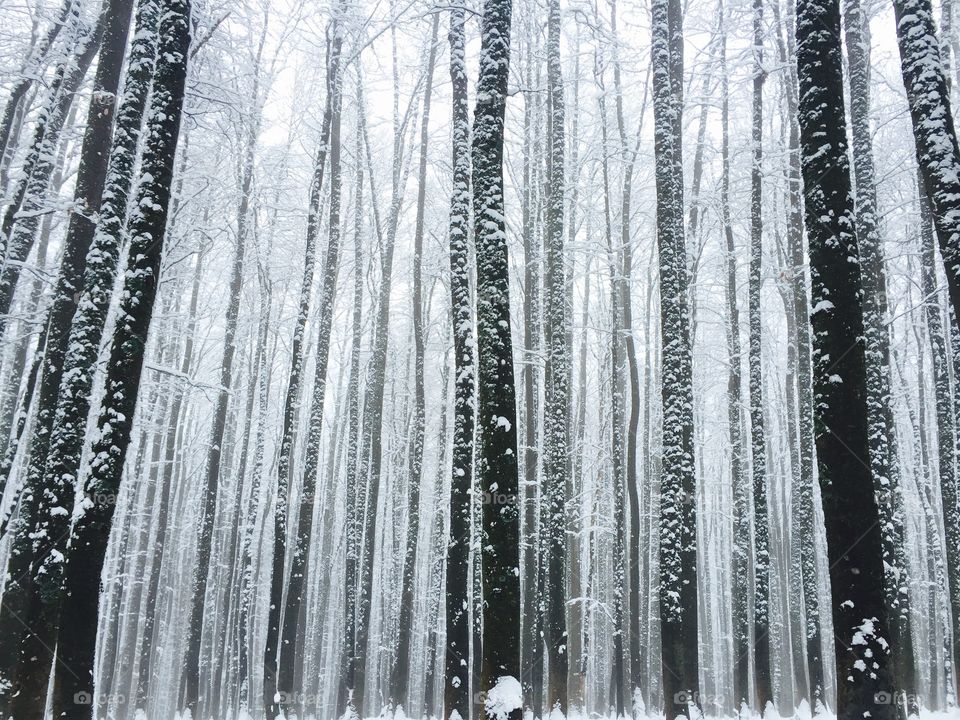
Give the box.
[3,0,960,717]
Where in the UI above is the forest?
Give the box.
[0,0,957,718]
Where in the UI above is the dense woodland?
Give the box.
[0,0,958,719]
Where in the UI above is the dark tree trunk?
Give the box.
[48,1,190,715]
[0,0,145,710]
[795,0,895,716]
[338,100,365,718]
[917,177,960,708]
[843,0,917,713]
[472,1,521,717]
[270,12,344,718]
[185,66,258,717]
[444,9,475,720]
[651,0,698,714]
[0,5,106,341]
[895,0,960,677]
[892,0,960,342]
[542,0,568,711]
[598,80,627,718]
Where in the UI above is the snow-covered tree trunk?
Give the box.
[917,178,960,706]
[651,0,698,712]
[749,0,772,709]
[48,0,190,715]
[796,0,895,715]
[542,0,568,711]
[598,77,628,716]
[843,0,917,711]
[269,9,344,717]
[472,0,521,717]
[608,2,645,698]
[0,0,148,710]
[774,0,826,703]
[185,54,261,718]
[338,100,365,718]
[0,3,105,342]
[444,8,475,720]
[519,7,542,710]
[892,0,960,340]
[262,13,339,716]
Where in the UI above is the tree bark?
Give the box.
[796,0,895,715]
[444,9,475,719]
[892,0,960,340]
[843,0,917,713]
[749,0,772,709]
[472,1,521,717]
[651,0,698,713]
[542,0,568,711]
[48,1,190,715]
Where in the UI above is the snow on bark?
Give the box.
[541,0,569,713]
[444,9,475,720]
[50,0,190,716]
[651,0,698,713]
[893,0,960,342]
[844,0,917,707]
[796,0,895,714]
[471,0,521,716]
[0,1,104,342]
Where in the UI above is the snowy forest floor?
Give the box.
[161,703,960,720]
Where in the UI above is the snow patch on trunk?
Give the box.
[484,675,522,720]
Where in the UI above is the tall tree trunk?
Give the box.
[48,1,190,715]
[607,3,646,702]
[338,99,365,718]
[719,6,749,710]
[795,0,895,716]
[749,0,772,710]
[770,0,826,704]
[542,0,568,711]
[472,1,521,717]
[391,15,439,708]
[185,64,259,716]
[352,36,421,715]
[444,9,475,719]
[892,0,960,339]
[263,40,338,720]
[651,0,698,714]
[0,0,146,709]
[519,8,542,711]
[0,5,106,340]
[598,76,628,717]
[137,246,202,712]
[896,0,960,679]
[917,177,960,707]
[272,11,345,718]
[843,0,917,713]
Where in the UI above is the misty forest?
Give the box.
[2,0,960,718]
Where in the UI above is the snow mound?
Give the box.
[485,675,523,720]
